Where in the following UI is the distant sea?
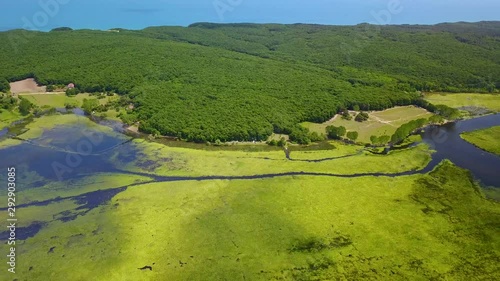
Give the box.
[0,0,219,32]
[0,0,499,32]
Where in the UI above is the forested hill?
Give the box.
[143,21,500,92]
[0,22,499,142]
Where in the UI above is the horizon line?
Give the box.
[1,20,499,33]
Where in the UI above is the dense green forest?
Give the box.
[0,22,498,142]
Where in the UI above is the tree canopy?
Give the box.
[18,98,33,115]
[0,21,498,141]
[326,126,347,140]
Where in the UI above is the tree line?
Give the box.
[0,23,493,142]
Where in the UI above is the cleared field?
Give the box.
[461,126,500,156]
[10,78,46,94]
[2,161,498,280]
[302,106,433,143]
[20,92,117,108]
[425,93,500,112]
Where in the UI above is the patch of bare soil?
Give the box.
[9,78,46,94]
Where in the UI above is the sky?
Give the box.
[0,0,499,31]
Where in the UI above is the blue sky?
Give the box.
[0,0,499,31]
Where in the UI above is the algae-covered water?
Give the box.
[2,113,499,190]
[0,113,499,280]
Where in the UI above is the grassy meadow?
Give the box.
[461,126,500,156]
[19,93,117,108]
[1,161,498,280]
[302,106,433,143]
[0,110,498,281]
[0,108,21,129]
[118,138,431,177]
[424,93,500,112]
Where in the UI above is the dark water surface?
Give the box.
[0,121,138,183]
[420,113,500,187]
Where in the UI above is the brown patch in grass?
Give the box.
[10,78,46,94]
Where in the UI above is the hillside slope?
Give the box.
[0,22,499,142]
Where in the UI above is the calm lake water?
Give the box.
[420,113,500,187]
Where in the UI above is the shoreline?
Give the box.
[1,107,499,152]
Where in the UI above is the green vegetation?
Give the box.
[19,97,34,115]
[0,21,498,280]
[461,126,500,156]
[340,109,352,120]
[0,108,21,129]
[0,93,17,110]
[326,125,346,140]
[371,135,391,146]
[21,93,116,108]
[50,27,73,32]
[1,143,497,280]
[304,106,434,143]
[65,87,80,96]
[346,131,359,141]
[425,93,500,112]
[432,104,461,119]
[0,114,498,280]
[0,77,9,92]
[355,112,369,122]
[391,118,428,144]
[81,98,100,114]
[1,22,499,142]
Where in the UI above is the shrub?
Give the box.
[326,125,346,139]
[355,112,369,122]
[346,131,359,141]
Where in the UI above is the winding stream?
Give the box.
[419,113,500,187]
[1,113,499,187]
[0,113,499,240]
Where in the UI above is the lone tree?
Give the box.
[19,98,33,115]
[326,125,346,140]
[82,98,100,115]
[65,87,80,96]
[277,137,287,147]
[346,131,359,141]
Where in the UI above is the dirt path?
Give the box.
[369,115,397,127]
[18,92,65,96]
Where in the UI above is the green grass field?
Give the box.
[20,93,117,108]
[1,161,498,280]
[425,93,500,112]
[0,108,22,129]
[461,126,500,156]
[302,106,433,143]
[0,109,498,281]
